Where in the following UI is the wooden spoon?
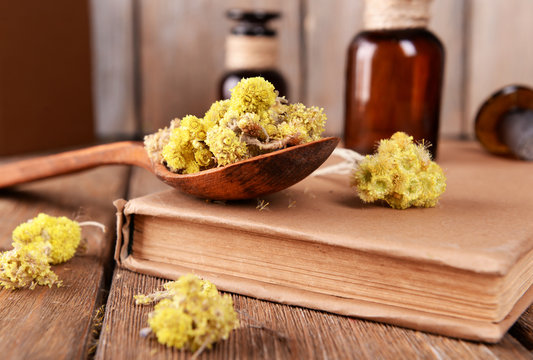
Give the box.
[0,137,339,200]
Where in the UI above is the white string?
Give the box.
[311,148,365,177]
[78,221,106,233]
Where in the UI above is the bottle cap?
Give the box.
[475,85,533,160]
[227,9,280,37]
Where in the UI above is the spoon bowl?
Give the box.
[0,137,339,200]
[153,137,339,199]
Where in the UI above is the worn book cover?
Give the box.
[115,142,533,342]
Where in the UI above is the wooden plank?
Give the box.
[0,165,129,359]
[97,268,533,359]
[139,0,301,134]
[510,305,533,350]
[430,0,467,138]
[305,0,467,139]
[92,0,533,141]
[128,167,172,199]
[465,0,533,137]
[94,0,469,139]
[305,0,364,138]
[90,0,137,138]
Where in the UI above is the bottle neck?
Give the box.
[225,35,278,71]
[363,0,431,30]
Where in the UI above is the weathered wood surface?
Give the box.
[428,0,468,137]
[95,157,533,359]
[138,0,301,135]
[134,0,469,138]
[511,306,533,351]
[0,163,130,359]
[304,0,364,138]
[97,268,533,360]
[91,0,533,140]
[128,167,173,199]
[89,0,137,138]
[465,0,533,137]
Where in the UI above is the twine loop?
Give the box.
[364,0,432,30]
[225,35,278,70]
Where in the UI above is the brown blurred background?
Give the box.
[1,0,533,155]
[0,0,94,155]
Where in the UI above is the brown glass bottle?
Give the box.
[475,85,533,160]
[219,9,288,100]
[344,28,444,158]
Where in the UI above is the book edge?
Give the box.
[119,255,533,343]
[113,198,129,266]
[119,191,532,275]
[113,200,533,342]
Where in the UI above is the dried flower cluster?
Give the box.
[351,132,446,209]
[0,244,60,290]
[135,274,239,353]
[12,213,81,264]
[144,77,326,174]
[1,213,103,290]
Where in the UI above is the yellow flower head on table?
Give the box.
[135,274,239,352]
[1,213,104,290]
[0,244,61,290]
[352,132,446,209]
[12,213,81,264]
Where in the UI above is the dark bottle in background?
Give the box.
[219,9,288,100]
[475,85,533,161]
[344,0,444,158]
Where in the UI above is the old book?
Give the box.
[115,141,533,342]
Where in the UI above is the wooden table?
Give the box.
[0,146,532,360]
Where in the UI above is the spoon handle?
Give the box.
[0,141,152,188]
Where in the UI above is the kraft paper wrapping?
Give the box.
[114,141,533,342]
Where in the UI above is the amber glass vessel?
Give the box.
[475,85,533,160]
[344,28,444,158]
[219,9,288,100]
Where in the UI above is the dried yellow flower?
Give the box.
[161,115,217,174]
[1,213,105,290]
[135,274,239,352]
[144,118,181,163]
[229,76,277,114]
[204,100,230,128]
[12,213,81,264]
[0,244,61,290]
[145,77,327,174]
[351,132,446,209]
[205,125,249,166]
